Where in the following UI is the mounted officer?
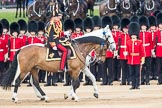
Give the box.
[45,9,70,72]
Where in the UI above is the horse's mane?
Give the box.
[74,29,105,44]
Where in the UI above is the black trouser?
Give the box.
[38,69,46,83]
[141,57,151,84]
[65,72,71,85]
[113,57,121,81]
[102,58,113,84]
[96,63,103,81]
[156,57,162,84]
[151,57,158,79]
[0,61,5,84]
[46,72,57,85]
[129,64,140,88]
[120,59,130,84]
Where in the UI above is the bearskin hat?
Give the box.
[83,17,94,31]
[111,15,120,27]
[130,15,139,23]
[148,16,156,27]
[38,21,45,32]
[139,15,150,28]
[0,18,9,30]
[28,20,38,33]
[128,22,140,37]
[101,16,113,30]
[74,17,83,30]
[64,19,75,32]
[157,12,162,25]
[121,18,130,31]
[92,15,102,27]
[10,22,20,35]
[17,19,27,32]
[0,23,3,35]
[153,10,161,17]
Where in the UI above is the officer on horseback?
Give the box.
[45,10,70,72]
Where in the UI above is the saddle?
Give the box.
[46,39,76,61]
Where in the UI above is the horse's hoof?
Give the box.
[94,93,99,98]
[40,97,45,101]
[71,97,75,100]
[64,94,68,100]
[12,98,15,101]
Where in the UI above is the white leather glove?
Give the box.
[151,49,156,57]
[52,46,57,50]
[64,31,70,37]
[4,53,8,62]
[114,50,118,57]
[123,51,128,56]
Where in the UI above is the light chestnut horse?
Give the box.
[1,25,116,102]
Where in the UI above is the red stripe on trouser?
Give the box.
[57,44,67,70]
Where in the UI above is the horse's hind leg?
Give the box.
[71,78,80,101]
[30,68,48,102]
[12,73,26,103]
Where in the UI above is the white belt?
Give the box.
[143,43,150,46]
[157,43,162,46]
[0,49,4,52]
[10,49,19,52]
[120,45,126,48]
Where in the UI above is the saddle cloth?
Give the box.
[46,41,76,61]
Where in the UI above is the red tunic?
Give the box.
[126,40,145,65]
[2,34,10,54]
[18,35,28,46]
[0,37,6,61]
[27,36,40,44]
[119,33,130,60]
[112,30,121,50]
[155,30,162,57]
[9,37,23,61]
[37,36,46,44]
[71,32,84,39]
[139,31,152,57]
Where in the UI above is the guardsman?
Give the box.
[72,17,84,82]
[127,22,145,89]
[26,20,40,86]
[83,17,94,85]
[139,16,152,85]
[148,15,158,80]
[111,15,121,82]
[101,16,114,85]
[0,23,6,83]
[8,22,23,63]
[71,18,84,39]
[155,12,162,84]
[119,18,131,85]
[17,19,28,46]
[0,19,10,71]
[27,20,40,44]
[63,18,75,86]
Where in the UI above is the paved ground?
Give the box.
[0,81,162,108]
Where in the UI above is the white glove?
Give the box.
[114,50,118,57]
[151,49,156,57]
[52,46,57,50]
[123,51,128,56]
[4,53,8,62]
[64,31,70,37]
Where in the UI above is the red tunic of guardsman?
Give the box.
[71,32,84,39]
[8,22,23,62]
[17,19,28,46]
[0,36,6,62]
[37,21,47,44]
[119,33,130,59]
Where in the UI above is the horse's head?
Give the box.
[103,25,116,52]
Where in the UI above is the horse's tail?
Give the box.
[1,50,21,90]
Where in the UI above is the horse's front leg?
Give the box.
[64,78,80,102]
[82,66,99,98]
[30,69,48,102]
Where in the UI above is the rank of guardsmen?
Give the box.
[1,11,162,89]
